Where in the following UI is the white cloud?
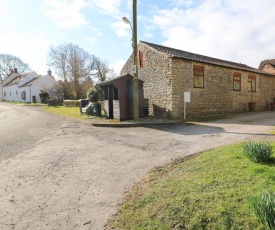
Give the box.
[44,0,88,29]
[111,58,126,75]
[150,0,275,68]
[90,0,121,17]
[0,33,50,74]
[111,21,131,37]
[169,0,195,7]
[84,36,97,46]
[90,27,102,37]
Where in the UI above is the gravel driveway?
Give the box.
[1,104,275,230]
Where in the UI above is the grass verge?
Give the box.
[3,101,46,106]
[107,143,275,230]
[43,106,91,120]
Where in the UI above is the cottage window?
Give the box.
[248,75,256,92]
[21,91,26,100]
[233,72,241,91]
[193,65,204,88]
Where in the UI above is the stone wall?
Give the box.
[121,42,275,119]
[171,58,275,118]
[260,63,275,74]
[113,100,120,120]
[121,43,173,118]
[103,100,109,117]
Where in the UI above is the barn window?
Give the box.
[4,91,6,96]
[193,65,204,88]
[233,72,241,91]
[139,51,144,67]
[248,75,256,92]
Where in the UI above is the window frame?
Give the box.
[248,75,256,92]
[233,72,241,91]
[193,65,205,88]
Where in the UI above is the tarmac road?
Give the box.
[0,103,65,161]
[0,102,275,229]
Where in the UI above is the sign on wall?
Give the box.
[184,92,190,103]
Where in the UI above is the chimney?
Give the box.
[47,69,52,76]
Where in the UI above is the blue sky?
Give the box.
[1,0,275,78]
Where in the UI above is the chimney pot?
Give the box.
[47,69,52,76]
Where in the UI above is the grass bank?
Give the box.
[108,143,275,230]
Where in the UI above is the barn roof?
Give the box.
[141,41,274,75]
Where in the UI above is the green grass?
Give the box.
[43,106,91,120]
[4,101,46,106]
[107,143,275,230]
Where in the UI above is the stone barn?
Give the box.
[121,41,275,119]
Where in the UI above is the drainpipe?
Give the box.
[29,86,31,103]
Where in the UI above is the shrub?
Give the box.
[87,86,103,102]
[243,141,273,163]
[63,100,79,107]
[248,190,275,230]
[39,90,49,104]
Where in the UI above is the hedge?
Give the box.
[63,100,80,107]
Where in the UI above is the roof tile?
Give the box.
[141,41,273,75]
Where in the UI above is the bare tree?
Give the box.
[0,54,31,80]
[93,57,115,83]
[48,43,114,99]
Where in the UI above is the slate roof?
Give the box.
[258,59,275,70]
[141,41,273,75]
[4,73,28,86]
[20,77,40,87]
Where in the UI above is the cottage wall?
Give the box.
[121,43,173,118]
[3,85,31,102]
[171,59,275,118]
[30,75,57,103]
[0,82,2,101]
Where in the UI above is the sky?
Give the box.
[1,0,275,79]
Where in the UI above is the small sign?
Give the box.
[184,92,190,103]
[131,65,136,74]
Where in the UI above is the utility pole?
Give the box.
[132,0,139,121]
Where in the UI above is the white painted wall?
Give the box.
[28,75,57,103]
[3,73,57,103]
[0,82,2,101]
[2,84,26,102]
[0,73,20,101]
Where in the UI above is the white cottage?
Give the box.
[2,69,57,103]
[0,69,20,101]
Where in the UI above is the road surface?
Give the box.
[0,102,275,229]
